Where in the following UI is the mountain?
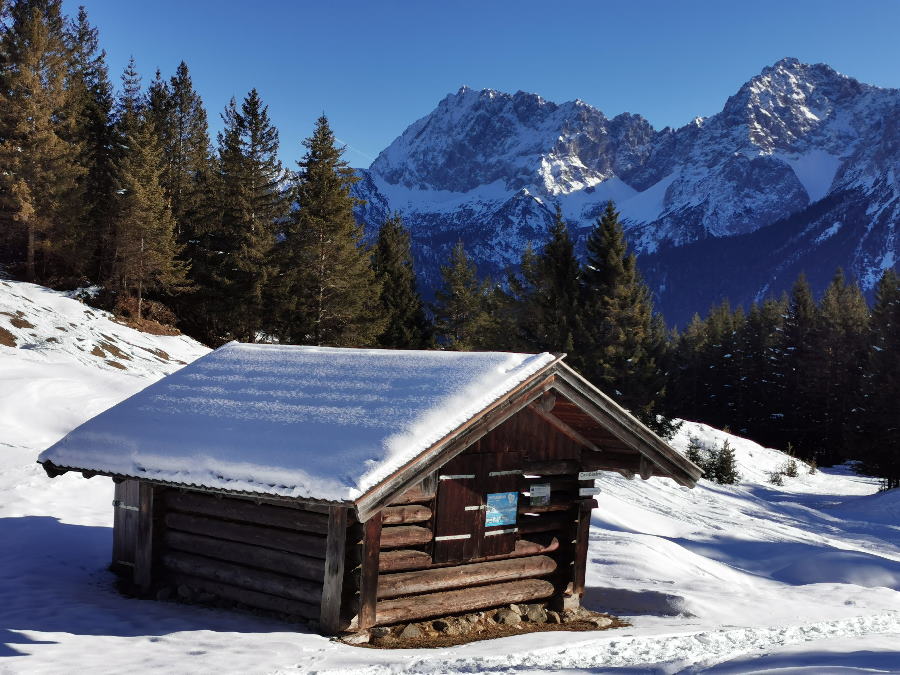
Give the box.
[352,58,900,325]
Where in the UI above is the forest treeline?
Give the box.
[1,1,896,488]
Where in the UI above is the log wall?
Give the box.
[156,488,330,621]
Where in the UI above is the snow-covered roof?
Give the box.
[39,343,556,502]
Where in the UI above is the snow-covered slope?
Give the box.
[1,280,898,673]
[353,58,900,323]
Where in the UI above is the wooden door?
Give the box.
[432,453,481,563]
[432,450,522,563]
[111,479,140,575]
[480,451,521,557]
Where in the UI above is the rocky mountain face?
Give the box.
[352,58,900,325]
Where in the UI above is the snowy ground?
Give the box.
[1,280,898,674]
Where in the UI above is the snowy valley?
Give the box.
[1,280,897,673]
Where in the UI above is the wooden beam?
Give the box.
[133,482,154,593]
[378,536,561,572]
[170,573,319,619]
[374,578,555,626]
[571,501,592,602]
[377,554,557,599]
[163,530,326,582]
[379,525,432,549]
[357,516,382,631]
[319,506,349,634]
[162,491,330,534]
[536,391,557,413]
[162,551,323,604]
[381,505,432,525]
[165,512,327,558]
[528,403,603,453]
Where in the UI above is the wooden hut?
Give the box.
[39,343,701,634]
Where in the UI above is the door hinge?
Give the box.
[488,469,522,476]
[112,499,139,512]
[439,473,475,480]
[435,533,472,541]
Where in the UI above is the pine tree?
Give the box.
[433,241,492,350]
[108,59,185,320]
[778,273,821,458]
[64,5,116,282]
[854,269,900,489]
[197,90,288,343]
[371,213,431,348]
[511,204,580,353]
[817,269,869,463]
[274,115,382,346]
[575,201,671,435]
[0,0,83,282]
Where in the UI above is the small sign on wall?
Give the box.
[529,483,551,506]
[485,492,518,526]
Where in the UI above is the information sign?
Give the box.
[485,492,518,526]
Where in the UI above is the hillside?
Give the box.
[0,280,897,673]
[352,58,900,324]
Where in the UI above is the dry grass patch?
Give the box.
[0,325,16,347]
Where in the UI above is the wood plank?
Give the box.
[165,512,327,558]
[133,482,155,593]
[162,551,323,604]
[374,578,555,626]
[377,555,556,599]
[388,479,436,505]
[163,530,326,581]
[571,501,592,601]
[319,506,349,634]
[522,459,579,476]
[381,504,432,525]
[379,525,433,549]
[518,512,577,535]
[528,404,603,453]
[357,516,382,631]
[170,573,319,619]
[378,536,560,572]
[163,491,329,534]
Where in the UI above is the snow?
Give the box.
[815,220,844,243]
[39,341,555,501]
[2,280,899,673]
[777,149,843,202]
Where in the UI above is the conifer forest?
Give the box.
[1,1,897,489]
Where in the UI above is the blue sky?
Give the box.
[63,0,900,169]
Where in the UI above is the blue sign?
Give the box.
[485,492,518,527]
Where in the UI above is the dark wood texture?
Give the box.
[374,578,555,626]
[378,536,560,572]
[518,511,577,535]
[111,479,139,574]
[377,554,557,599]
[379,525,433,549]
[572,501,593,600]
[319,506,349,634]
[133,482,155,592]
[528,403,602,452]
[387,478,436,505]
[163,530,325,581]
[170,573,319,619]
[381,504,432,525]
[165,512,327,558]
[162,491,329,534]
[432,452,481,563]
[357,516,382,630]
[162,551,323,604]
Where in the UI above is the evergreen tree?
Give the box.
[433,241,492,350]
[371,213,431,348]
[510,204,580,353]
[817,269,869,462]
[0,0,83,282]
[107,60,185,319]
[274,115,382,346]
[62,5,115,282]
[196,90,287,343]
[576,201,672,435]
[854,269,900,489]
[738,296,787,444]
